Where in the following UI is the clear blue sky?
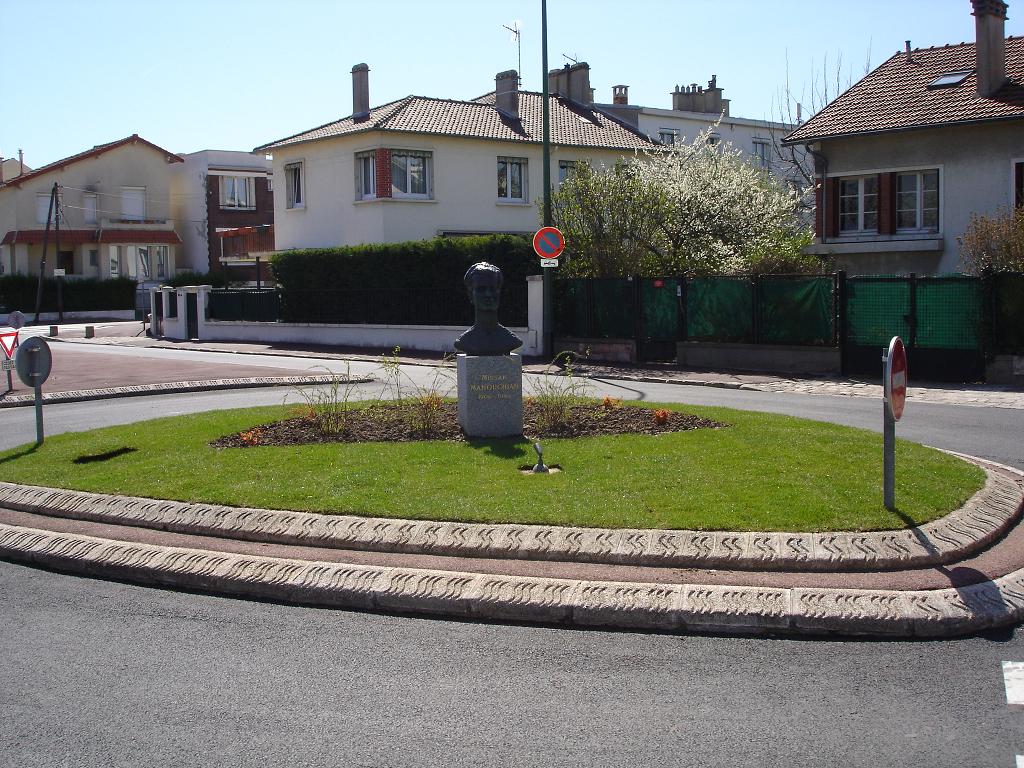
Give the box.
[3,0,1021,167]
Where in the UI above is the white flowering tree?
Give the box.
[552,131,819,277]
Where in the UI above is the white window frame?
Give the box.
[219,176,256,210]
[838,175,879,234]
[83,193,98,225]
[497,156,528,202]
[36,193,53,225]
[752,139,771,169]
[154,245,168,279]
[355,151,376,200]
[390,150,431,199]
[284,162,304,209]
[121,186,146,221]
[895,170,940,232]
[88,248,99,268]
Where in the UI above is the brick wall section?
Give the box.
[375,149,392,198]
[206,176,274,274]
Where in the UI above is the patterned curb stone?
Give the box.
[0,458,1019,571]
[3,520,1024,637]
[0,375,371,408]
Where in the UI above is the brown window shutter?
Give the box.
[825,177,840,238]
[878,172,896,234]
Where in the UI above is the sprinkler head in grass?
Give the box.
[532,441,549,474]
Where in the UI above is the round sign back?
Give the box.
[15,336,53,388]
[884,336,907,421]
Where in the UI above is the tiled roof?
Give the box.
[784,37,1024,144]
[0,135,183,189]
[1,229,95,246]
[255,92,656,152]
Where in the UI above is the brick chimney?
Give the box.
[972,0,1008,97]
[547,62,592,103]
[352,63,370,118]
[495,70,519,119]
[612,85,629,105]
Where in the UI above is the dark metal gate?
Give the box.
[637,278,681,362]
[186,292,199,340]
[843,274,984,382]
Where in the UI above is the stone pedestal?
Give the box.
[457,354,523,438]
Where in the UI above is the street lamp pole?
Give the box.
[541,0,554,359]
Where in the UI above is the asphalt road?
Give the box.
[3,345,1024,766]
[2,559,1022,768]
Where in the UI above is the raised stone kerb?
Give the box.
[6,521,1024,638]
[0,458,1018,571]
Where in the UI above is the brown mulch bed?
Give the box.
[211,401,725,448]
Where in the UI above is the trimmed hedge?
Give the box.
[268,235,539,326]
[0,275,137,313]
[269,235,538,292]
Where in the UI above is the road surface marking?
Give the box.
[1004,661,1024,707]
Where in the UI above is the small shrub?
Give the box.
[527,351,593,433]
[652,409,670,426]
[291,364,359,435]
[602,396,622,410]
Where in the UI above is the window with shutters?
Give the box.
[839,176,878,233]
[121,187,146,221]
[895,170,939,231]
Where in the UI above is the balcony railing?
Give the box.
[218,225,275,260]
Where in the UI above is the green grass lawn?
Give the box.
[0,402,984,532]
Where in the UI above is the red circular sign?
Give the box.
[533,226,565,259]
[884,336,907,421]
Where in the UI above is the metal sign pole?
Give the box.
[883,396,895,511]
[33,381,44,445]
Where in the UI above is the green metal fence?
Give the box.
[556,275,836,351]
[208,289,280,323]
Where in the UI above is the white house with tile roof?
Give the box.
[255,65,658,251]
[0,135,183,279]
[783,0,1024,275]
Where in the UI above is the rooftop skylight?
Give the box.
[927,71,972,89]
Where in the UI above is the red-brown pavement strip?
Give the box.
[4,504,1023,592]
[0,345,324,397]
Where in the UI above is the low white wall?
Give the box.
[0,309,136,324]
[183,276,546,356]
[200,320,540,356]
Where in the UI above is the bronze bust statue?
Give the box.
[453,262,523,356]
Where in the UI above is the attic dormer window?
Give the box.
[927,71,971,89]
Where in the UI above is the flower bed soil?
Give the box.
[211,401,725,448]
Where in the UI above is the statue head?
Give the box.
[463,262,503,313]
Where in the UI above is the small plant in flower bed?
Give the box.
[210,400,725,447]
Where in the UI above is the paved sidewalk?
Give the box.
[6,320,1022,410]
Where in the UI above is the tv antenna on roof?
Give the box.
[503,20,522,86]
[562,53,579,65]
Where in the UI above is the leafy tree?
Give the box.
[958,206,1024,274]
[552,131,817,277]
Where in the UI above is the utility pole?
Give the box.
[541,0,554,359]
[32,183,57,324]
